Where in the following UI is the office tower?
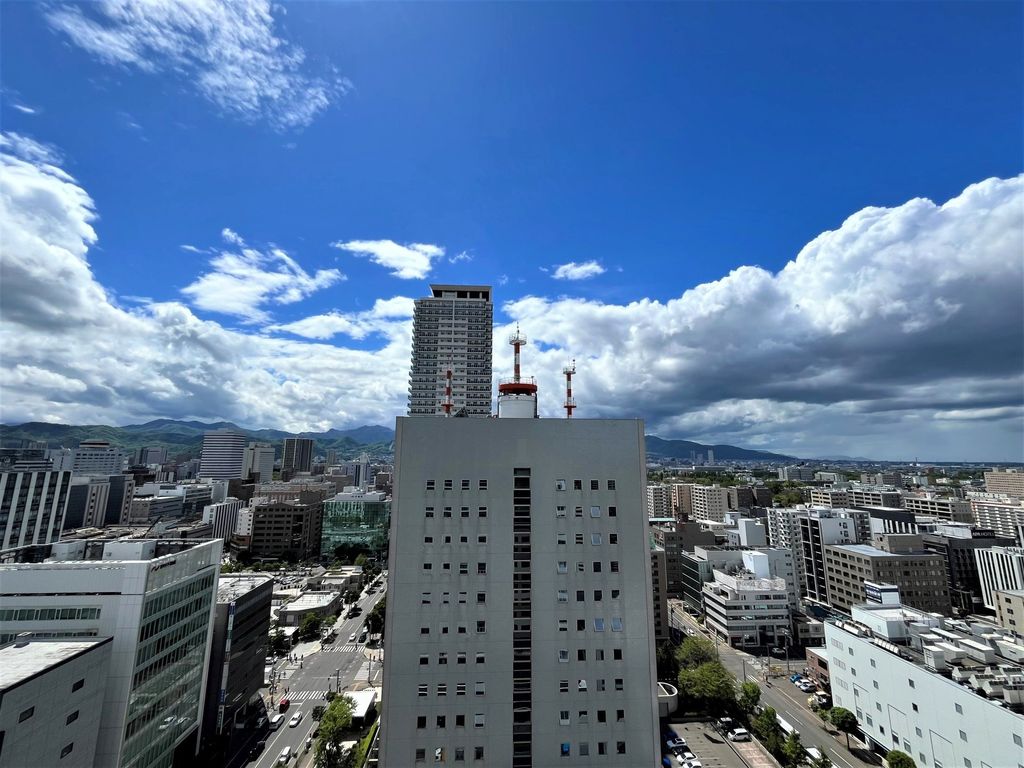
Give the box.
[105,474,135,526]
[408,284,494,417]
[381,416,659,767]
[48,439,127,476]
[824,534,951,615]
[202,576,273,741]
[0,637,112,768]
[0,462,73,549]
[321,488,390,557]
[63,475,111,529]
[247,498,322,560]
[326,449,339,466]
[799,509,860,604]
[242,442,275,483]
[0,538,221,768]
[984,468,1024,497]
[199,429,247,480]
[825,603,1023,768]
[777,466,816,482]
[706,448,714,464]
[689,484,731,523]
[645,484,670,517]
[921,525,1015,614]
[142,446,167,465]
[202,498,246,542]
[974,546,1024,610]
[282,437,315,475]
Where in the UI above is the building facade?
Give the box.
[645,485,670,518]
[242,442,275,483]
[968,493,1024,543]
[48,439,126,476]
[320,488,390,556]
[0,538,221,768]
[248,498,322,560]
[381,417,659,767]
[282,438,315,475]
[974,546,1024,610]
[689,484,731,523]
[199,429,248,481]
[921,526,1016,614]
[202,498,246,542]
[0,463,73,550]
[408,284,494,417]
[0,637,112,768]
[63,475,112,529]
[984,469,1024,497]
[903,494,973,523]
[992,589,1024,635]
[703,570,790,649]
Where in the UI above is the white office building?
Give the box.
[381,416,659,767]
[199,429,248,480]
[202,498,246,542]
[903,494,973,523]
[778,466,816,482]
[646,484,670,517]
[0,463,73,550]
[408,284,494,417]
[242,442,275,483]
[703,567,791,649]
[975,546,1024,610]
[0,637,113,768]
[825,604,1024,768]
[47,439,126,476]
[968,493,1024,543]
[0,538,222,768]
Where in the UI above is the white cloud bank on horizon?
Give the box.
[44,0,349,130]
[1,131,1021,459]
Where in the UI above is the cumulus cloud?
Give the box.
[44,0,349,130]
[180,234,344,324]
[269,296,415,340]
[552,260,605,280]
[332,239,444,279]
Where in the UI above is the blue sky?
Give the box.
[1,1,1022,461]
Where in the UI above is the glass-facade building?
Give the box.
[321,489,390,556]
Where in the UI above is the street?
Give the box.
[225,583,386,768]
[673,612,874,768]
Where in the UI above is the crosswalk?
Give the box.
[321,643,362,653]
[282,690,326,702]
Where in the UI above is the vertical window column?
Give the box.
[512,468,532,768]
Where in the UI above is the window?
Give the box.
[474,747,484,760]
[596,679,606,691]
[556,505,566,518]
[417,716,427,729]
[557,561,568,573]
[458,652,467,664]
[574,480,583,490]
[955,703,963,714]
[556,479,567,491]
[461,507,470,518]
[580,743,590,757]
[575,506,584,518]
[611,617,623,631]
[416,748,426,761]
[591,533,602,545]
[439,653,448,664]
[456,714,466,727]
[616,709,624,721]
[424,536,434,543]
[576,590,585,602]
[479,479,488,490]
[560,710,570,725]
[590,506,601,518]
[557,533,567,545]
[596,649,605,661]
[72,679,84,693]
[614,678,623,691]
[455,748,465,762]
[909,678,915,688]
[456,683,466,695]
[610,560,619,573]
[444,479,453,490]
[460,535,468,543]
[559,680,570,693]
[559,649,570,662]
[598,742,607,755]
[558,619,567,631]
[577,649,587,661]
[444,507,452,517]
[422,593,432,604]
[444,535,452,543]
[575,533,584,545]
[577,561,585,572]
[462,479,470,490]
[561,743,571,757]
[608,506,617,517]
[577,619,586,631]
[66,711,79,725]
[616,741,626,755]
[438,684,447,696]
[594,589,603,600]
[597,710,606,723]
[443,562,452,571]
[959,731,967,742]
[460,563,469,575]
[19,707,34,723]
[578,710,588,723]
[558,590,568,603]
[437,715,447,728]
[593,561,602,573]
[611,589,620,599]
[426,480,435,490]
[423,563,433,571]
[594,618,605,631]
[607,480,616,490]
[477,592,486,604]
[478,506,487,518]
[442,592,451,604]
[60,744,74,759]
[609,534,618,544]
[476,621,486,633]
[613,648,623,660]
[577,679,587,692]
[475,682,485,695]
[1014,734,1023,747]
[476,653,486,664]
[418,684,428,696]
[477,562,486,574]
[420,655,429,666]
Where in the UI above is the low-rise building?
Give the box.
[0,637,112,768]
[903,494,973,523]
[126,494,183,523]
[703,569,790,649]
[993,589,1024,635]
[825,604,1024,768]
[276,591,342,627]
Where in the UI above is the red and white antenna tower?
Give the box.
[443,355,454,417]
[563,359,576,418]
[497,323,539,418]
[510,324,526,383]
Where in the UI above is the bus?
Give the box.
[776,715,800,739]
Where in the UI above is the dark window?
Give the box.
[591,480,599,490]
[573,480,582,490]
[613,648,623,660]
[66,711,79,725]
[456,714,466,726]
[607,480,616,490]
[608,506,617,517]
[417,716,426,728]
[61,743,74,759]
[18,708,34,723]
[72,679,84,692]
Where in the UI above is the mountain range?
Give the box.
[2,419,798,463]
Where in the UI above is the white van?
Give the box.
[277,746,292,764]
[269,713,285,730]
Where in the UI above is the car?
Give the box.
[716,717,734,732]
[304,735,313,752]
[814,692,833,707]
[790,672,804,683]
[799,681,817,693]
[728,728,751,742]
[248,741,266,761]
[665,738,687,752]
[683,761,703,768]
[277,746,292,764]
[289,711,303,727]
[770,646,786,656]
[349,632,357,642]
[278,698,290,712]
[678,750,696,761]
[268,714,284,730]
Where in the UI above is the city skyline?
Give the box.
[1,2,1022,462]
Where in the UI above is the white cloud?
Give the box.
[552,260,606,280]
[44,0,349,130]
[268,297,415,340]
[0,132,64,167]
[12,103,38,115]
[181,239,344,323]
[179,244,206,254]
[332,239,444,279]
[449,250,473,264]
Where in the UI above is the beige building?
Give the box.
[984,469,1024,497]
[646,484,671,517]
[993,589,1024,635]
[809,487,903,510]
[902,494,972,523]
[824,535,951,615]
[690,484,730,523]
[669,483,693,518]
[651,547,669,642]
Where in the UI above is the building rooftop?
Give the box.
[829,543,901,557]
[218,575,273,603]
[0,638,111,692]
[282,591,340,612]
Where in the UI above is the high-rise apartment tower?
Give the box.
[408,284,493,417]
[199,429,248,480]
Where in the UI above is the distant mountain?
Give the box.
[0,420,395,459]
[814,455,873,462]
[644,435,797,462]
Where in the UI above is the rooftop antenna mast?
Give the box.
[510,324,526,383]
[563,359,576,418]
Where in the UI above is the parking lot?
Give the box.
[664,720,773,768]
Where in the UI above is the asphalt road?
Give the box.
[226,583,386,768]
[673,612,871,768]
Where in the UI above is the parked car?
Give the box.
[683,761,703,768]
[268,714,284,730]
[814,692,832,707]
[248,740,266,761]
[728,728,751,742]
[665,738,687,752]
[277,746,292,764]
[790,673,804,683]
[798,681,817,693]
[289,711,303,727]
[278,698,290,712]
[716,717,735,732]
[770,646,786,656]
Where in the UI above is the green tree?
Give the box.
[675,635,716,669]
[885,750,917,768]
[365,596,386,637]
[299,611,323,641]
[781,732,807,768]
[810,750,833,768]
[810,701,831,730]
[679,660,735,715]
[354,553,368,567]
[655,641,680,682]
[269,628,289,656]
[829,707,859,750]
[314,695,356,768]
[752,706,782,755]
[738,681,761,714]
